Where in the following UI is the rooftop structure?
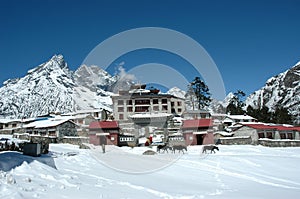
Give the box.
[111,84,185,121]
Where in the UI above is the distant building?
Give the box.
[223,114,257,125]
[62,109,110,136]
[0,119,22,134]
[111,84,185,121]
[181,118,214,145]
[223,114,257,132]
[182,110,211,120]
[23,118,77,138]
[89,120,120,146]
[233,123,300,145]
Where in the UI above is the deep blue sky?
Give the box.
[0,0,299,97]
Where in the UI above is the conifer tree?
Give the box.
[226,90,245,115]
[189,77,211,110]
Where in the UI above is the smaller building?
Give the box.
[223,114,257,126]
[23,118,77,138]
[181,118,214,145]
[0,119,22,134]
[89,120,120,146]
[233,123,300,145]
[182,110,211,120]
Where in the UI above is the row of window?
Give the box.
[0,123,18,129]
[117,99,182,106]
[258,132,294,139]
[119,137,135,142]
[118,105,180,113]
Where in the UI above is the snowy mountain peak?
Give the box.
[245,61,300,122]
[0,55,117,119]
[74,65,116,92]
[167,87,186,99]
[27,54,68,75]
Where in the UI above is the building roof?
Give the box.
[227,115,256,120]
[129,113,172,119]
[242,123,300,132]
[0,119,22,124]
[23,118,73,129]
[182,119,213,129]
[89,121,119,129]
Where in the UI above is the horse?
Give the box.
[202,145,219,154]
[172,145,187,154]
[157,144,172,153]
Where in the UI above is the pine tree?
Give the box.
[226,90,245,115]
[271,107,293,124]
[189,77,211,110]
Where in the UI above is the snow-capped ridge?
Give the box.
[245,61,300,123]
[0,55,117,119]
[167,87,186,99]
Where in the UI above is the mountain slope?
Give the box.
[0,55,115,119]
[245,61,300,122]
[0,55,75,118]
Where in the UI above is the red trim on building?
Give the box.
[182,119,212,129]
[243,123,300,132]
[89,121,119,129]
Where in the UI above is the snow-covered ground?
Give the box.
[1,143,300,199]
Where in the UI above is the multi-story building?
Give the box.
[111,84,185,121]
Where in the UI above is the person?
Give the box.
[149,136,153,144]
[10,142,16,151]
[5,140,9,150]
[145,138,150,146]
[101,144,105,153]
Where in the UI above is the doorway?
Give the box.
[100,136,107,145]
[196,134,204,145]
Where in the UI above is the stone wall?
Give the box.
[59,136,89,147]
[219,136,252,145]
[258,139,300,147]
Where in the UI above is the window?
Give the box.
[258,133,265,138]
[178,108,182,113]
[171,102,174,106]
[118,107,124,112]
[127,107,133,112]
[280,133,286,139]
[135,99,150,105]
[287,133,293,139]
[127,100,132,105]
[153,106,159,111]
[118,100,123,105]
[153,99,158,104]
[200,113,207,118]
[49,131,56,136]
[177,101,182,106]
[162,105,168,111]
[162,99,167,104]
[119,114,124,120]
[12,123,17,127]
[135,106,149,112]
[266,132,273,139]
[120,137,134,142]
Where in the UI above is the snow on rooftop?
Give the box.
[227,114,256,120]
[129,112,172,118]
[23,118,71,128]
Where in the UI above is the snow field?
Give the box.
[1,144,300,199]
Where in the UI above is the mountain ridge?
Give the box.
[0,54,299,123]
